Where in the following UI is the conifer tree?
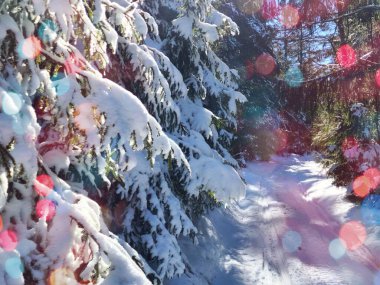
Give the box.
[143,0,247,199]
[0,0,246,283]
[108,0,247,278]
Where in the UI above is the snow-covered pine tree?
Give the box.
[67,1,198,281]
[96,0,246,280]
[141,0,247,212]
[167,0,247,162]
[0,0,202,283]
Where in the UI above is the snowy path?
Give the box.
[211,155,380,285]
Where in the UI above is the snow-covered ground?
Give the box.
[168,154,380,285]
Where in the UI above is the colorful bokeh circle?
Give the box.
[280,5,300,28]
[375,69,380,88]
[38,19,58,43]
[364,168,380,190]
[0,230,18,251]
[17,36,42,60]
[284,66,304,87]
[339,221,366,250]
[34,174,54,197]
[255,53,276,76]
[51,73,71,96]
[336,44,356,68]
[2,92,23,116]
[5,257,24,279]
[282,230,302,253]
[36,199,56,222]
[328,238,346,260]
[353,175,372,198]
[361,194,380,226]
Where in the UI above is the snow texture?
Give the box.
[168,155,380,285]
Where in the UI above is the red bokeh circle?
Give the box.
[255,53,276,76]
[339,221,366,250]
[336,44,356,68]
[34,174,54,197]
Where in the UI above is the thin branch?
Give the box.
[273,4,380,32]
[306,5,380,26]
